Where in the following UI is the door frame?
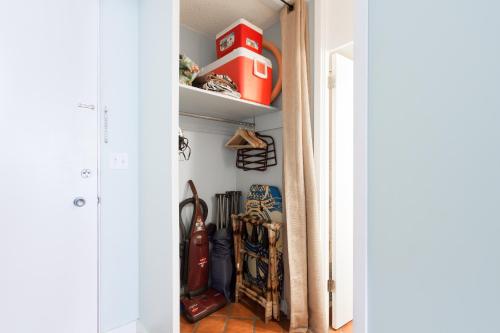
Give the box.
[352,0,368,330]
[352,0,368,331]
[166,0,369,331]
[313,0,367,332]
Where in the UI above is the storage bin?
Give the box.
[199,47,272,105]
[216,19,263,58]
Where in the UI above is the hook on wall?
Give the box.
[179,128,192,161]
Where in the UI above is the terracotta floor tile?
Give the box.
[226,318,255,333]
[179,311,311,333]
[180,315,196,333]
[330,321,353,333]
[196,315,226,333]
[255,319,283,333]
[341,321,353,333]
[230,302,257,319]
[210,304,232,317]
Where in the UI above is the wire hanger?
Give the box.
[236,133,277,171]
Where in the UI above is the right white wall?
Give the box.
[368,1,500,332]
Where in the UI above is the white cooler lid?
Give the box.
[216,18,263,39]
[200,47,272,76]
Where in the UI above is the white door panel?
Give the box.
[0,1,99,332]
[330,53,354,329]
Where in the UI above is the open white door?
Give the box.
[0,1,99,332]
[329,52,354,329]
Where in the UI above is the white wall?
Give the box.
[178,131,237,225]
[138,0,179,331]
[368,1,500,332]
[325,0,353,51]
[180,25,216,68]
[100,0,139,331]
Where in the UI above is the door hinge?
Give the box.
[328,73,336,89]
[97,196,101,205]
[328,279,336,293]
[103,106,109,144]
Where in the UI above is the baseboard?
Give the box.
[104,321,137,333]
[136,321,149,333]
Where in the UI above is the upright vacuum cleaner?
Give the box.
[180,180,227,322]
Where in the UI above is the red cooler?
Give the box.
[199,47,272,105]
[216,19,263,58]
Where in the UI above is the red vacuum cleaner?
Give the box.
[180,180,227,322]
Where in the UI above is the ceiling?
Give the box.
[181,0,285,37]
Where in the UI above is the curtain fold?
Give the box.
[281,1,328,332]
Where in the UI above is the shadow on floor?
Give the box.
[180,298,353,333]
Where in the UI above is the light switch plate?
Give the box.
[109,153,129,170]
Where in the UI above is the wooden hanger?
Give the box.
[225,128,267,149]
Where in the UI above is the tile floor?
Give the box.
[180,300,353,333]
[331,321,353,333]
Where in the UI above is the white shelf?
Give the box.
[179,84,279,122]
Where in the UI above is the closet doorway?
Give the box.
[142,0,369,331]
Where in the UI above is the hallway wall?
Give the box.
[368,1,500,332]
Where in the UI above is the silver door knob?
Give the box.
[73,197,86,207]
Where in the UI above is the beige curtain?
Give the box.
[281,1,328,332]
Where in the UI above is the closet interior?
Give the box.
[177,0,291,331]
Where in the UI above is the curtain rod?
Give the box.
[279,0,294,11]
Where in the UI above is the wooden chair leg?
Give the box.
[269,227,280,321]
[265,302,273,323]
[232,214,243,304]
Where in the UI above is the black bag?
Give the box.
[210,228,234,301]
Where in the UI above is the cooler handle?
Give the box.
[253,59,268,79]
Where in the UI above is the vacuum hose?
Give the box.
[263,39,282,103]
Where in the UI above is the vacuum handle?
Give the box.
[188,180,205,225]
[188,180,198,198]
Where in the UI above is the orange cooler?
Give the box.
[199,47,273,105]
[216,19,263,58]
